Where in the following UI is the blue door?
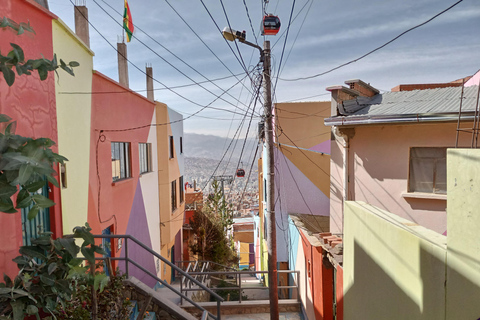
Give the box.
[102,227,112,276]
[21,182,50,246]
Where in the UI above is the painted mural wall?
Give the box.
[267,101,331,262]
[0,0,62,278]
[52,18,93,234]
[89,71,158,287]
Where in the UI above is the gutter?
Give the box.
[324,112,478,127]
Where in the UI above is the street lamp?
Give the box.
[222,28,279,320]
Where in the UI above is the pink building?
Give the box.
[325,79,480,235]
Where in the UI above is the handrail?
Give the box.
[88,235,224,320]
[176,260,238,272]
[183,270,301,304]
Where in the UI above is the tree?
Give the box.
[189,181,238,267]
[0,17,77,217]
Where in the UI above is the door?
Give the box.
[102,226,112,276]
[21,181,50,246]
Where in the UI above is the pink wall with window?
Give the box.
[330,122,473,235]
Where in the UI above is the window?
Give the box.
[171,180,177,211]
[180,137,183,154]
[169,136,174,159]
[139,143,152,174]
[111,142,131,181]
[408,147,447,194]
[179,176,184,203]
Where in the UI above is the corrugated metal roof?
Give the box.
[341,85,479,117]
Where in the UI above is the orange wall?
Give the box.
[300,232,334,320]
[0,0,62,278]
[336,265,344,320]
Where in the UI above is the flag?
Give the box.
[123,0,134,42]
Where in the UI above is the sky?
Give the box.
[48,0,480,138]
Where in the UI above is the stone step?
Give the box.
[182,299,301,318]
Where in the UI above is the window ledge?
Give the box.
[402,192,447,201]
[112,177,133,186]
[139,171,153,177]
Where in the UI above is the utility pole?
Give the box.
[221,28,279,319]
[263,40,279,320]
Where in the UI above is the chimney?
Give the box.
[326,85,360,116]
[344,79,379,97]
[117,42,129,87]
[146,64,154,101]
[74,3,90,48]
[326,79,379,116]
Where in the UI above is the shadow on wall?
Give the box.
[344,240,449,320]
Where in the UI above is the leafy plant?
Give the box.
[0,114,67,216]
[189,181,238,267]
[0,16,79,86]
[57,270,132,320]
[0,223,107,319]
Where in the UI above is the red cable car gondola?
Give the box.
[262,14,281,36]
[236,169,245,178]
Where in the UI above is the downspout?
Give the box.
[334,126,349,233]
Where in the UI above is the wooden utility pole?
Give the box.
[263,40,279,319]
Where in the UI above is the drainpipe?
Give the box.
[334,126,349,233]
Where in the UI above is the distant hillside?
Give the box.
[184,133,258,161]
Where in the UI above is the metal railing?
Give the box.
[89,235,224,320]
[180,269,301,304]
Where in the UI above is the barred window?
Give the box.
[112,142,131,182]
[139,143,152,174]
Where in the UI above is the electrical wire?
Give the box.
[279,0,466,81]
[58,72,244,95]
[70,1,256,120]
[92,0,257,116]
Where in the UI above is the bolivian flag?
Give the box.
[123,0,134,42]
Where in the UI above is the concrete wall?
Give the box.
[343,201,447,320]
[52,18,93,234]
[446,149,480,319]
[155,104,184,284]
[330,122,473,235]
[0,0,62,278]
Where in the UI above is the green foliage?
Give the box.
[0,17,79,86]
[0,223,107,319]
[0,114,68,216]
[57,270,132,320]
[211,280,247,302]
[189,181,238,267]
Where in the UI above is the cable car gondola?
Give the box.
[236,169,245,178]
[262,14,281,36]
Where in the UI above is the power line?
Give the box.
[242,0,259,45]
[92,0,257,116]
[70,2,259,120]
[279,0,466,81]
[272,0,296,96]
[161,0,257,98]
[58,73,245,94]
